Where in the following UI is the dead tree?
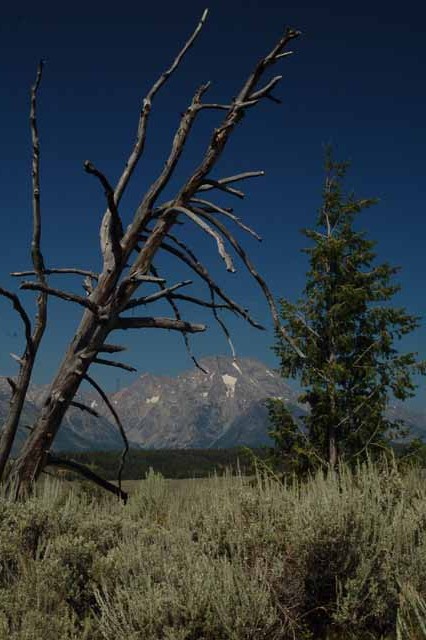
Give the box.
[0,9,302,501]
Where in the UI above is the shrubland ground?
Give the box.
[1,459,426,639]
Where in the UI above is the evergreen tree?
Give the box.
[270,151,425,468]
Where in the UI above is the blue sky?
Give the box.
[1,1,425,404]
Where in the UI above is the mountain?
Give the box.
[0,378,122,454]
[1,356,425,452]
[100,356,301,449]
[387,402,426,441]
[0,357,300,452]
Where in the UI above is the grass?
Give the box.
[0,460,426,639]
[114,476,241,494]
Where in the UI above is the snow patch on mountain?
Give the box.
[222,374,237,398]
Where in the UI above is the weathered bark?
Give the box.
[0,363,34,479]
[8,311,110,494]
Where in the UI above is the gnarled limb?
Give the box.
[11,267,99,280]
[189,207,306,358]
[70,400,100,418]
[93,357,137,373]
[169,293,232,311]
[83,375,129,501]
[20,281,100,314]
[148,265,206,373]
[84,160,124,268]
[0,288,33,352]
[124,280,192,311]
[114,316,206,333]
[168,205,236,272]
[46,453,128,502]
[140,234,264,329]
[113,9,209,205]
[98,344,127,353]
[190,198,262,241]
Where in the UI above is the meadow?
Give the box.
[0,460,426,639]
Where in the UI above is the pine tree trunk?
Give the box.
[328,425,338,467]
[328,381,338,467]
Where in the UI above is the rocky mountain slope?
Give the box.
[1,356,425,452]
[99,356,301,449]
[0,378,122,454]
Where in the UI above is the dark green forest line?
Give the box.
[59,443,426,482]
[59,447,269,480]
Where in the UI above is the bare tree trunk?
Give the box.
[0,62,48,480]
[8,306,110,495]
[0,364,33,478]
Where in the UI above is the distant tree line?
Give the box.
[58,447,269,481]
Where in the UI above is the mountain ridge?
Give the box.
[1,356,425,452]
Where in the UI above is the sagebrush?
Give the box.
[0,460,425,639]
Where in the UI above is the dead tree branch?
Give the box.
[118,81,212,269]
[115,316,206,333]
[169,205,236,272]
[6,378,17,394]
[190,198,262,241]
[210,289,236,358]
[148,265,206,372]
[0,287,33,351]
[127,273,166,284]
[93,357,137,373]
[84,160,124,268]
[20,281,100,314]
[83,375,129,500]
[140,234,264,329]
[197,179,245,199]
[249,75,282,100]
[98,344,127,353]
[69,401,100,418]
[158,237,238,359]
[113,9,209,205]
[11,268,99,280]
[190,208,305,358]
[196,171,265,199]
[124,280,192,311]
[169,293,232,311]
[46,454,128,502]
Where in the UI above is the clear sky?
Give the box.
[1,1,425,404]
